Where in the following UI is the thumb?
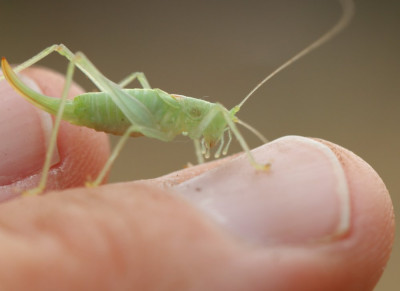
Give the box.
[0,137,393,290]
[168,136,395,290]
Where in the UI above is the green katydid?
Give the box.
[0,0,354,195]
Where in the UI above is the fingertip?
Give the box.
[239,138,395,290]
[167,136,394,290]
[315,139,395,283]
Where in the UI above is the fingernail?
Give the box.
[175,136,350,245]
[0,74,59,186]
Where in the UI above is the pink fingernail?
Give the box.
[0,74,59,187]
[175,136,350,245]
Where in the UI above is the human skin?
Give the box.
[0,67,395,290]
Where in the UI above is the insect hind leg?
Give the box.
[0,44,60,82]
[0,44,98,88]
[3,44,159,134]
[0,45,88,84]
[23,56,77,196]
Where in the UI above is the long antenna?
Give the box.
[238,0,354,108]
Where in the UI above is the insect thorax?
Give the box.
[177,97,229,147]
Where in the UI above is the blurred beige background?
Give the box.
[1,0,398,289]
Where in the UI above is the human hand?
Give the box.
[0,68,394,290]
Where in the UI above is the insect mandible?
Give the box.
[0,0,354,195]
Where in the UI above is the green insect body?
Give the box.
[2,59,235,151]
[67,90,233,148]
[0,0,354,195]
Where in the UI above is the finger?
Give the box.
[0,136,393,290]
[0,67,110,201]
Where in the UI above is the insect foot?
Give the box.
[22,187,44,197]
[85,181,98,188]
[254,162,271,172]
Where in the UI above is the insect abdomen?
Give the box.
[71,92,138,136]
[69,89,184,138]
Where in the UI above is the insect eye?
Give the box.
[189,107,202,118]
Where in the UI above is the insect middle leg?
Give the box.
[87,123,175,187]
[118,72,151,89]
[87,124,140,187]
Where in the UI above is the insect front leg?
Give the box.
[193,139,205,164]
[218,105,270,171]
[192,103,268,170]
[190,105,228,164]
